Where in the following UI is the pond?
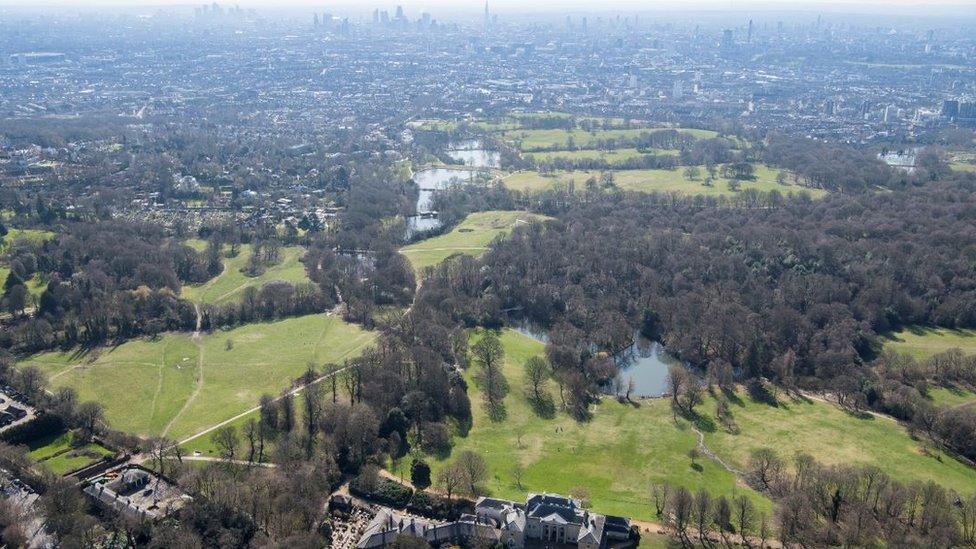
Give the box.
[609,335,683,398]
[446,140,500,168]
[405,167,477,239]
[514,323,682,398]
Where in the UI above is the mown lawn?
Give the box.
[43,444,114,475]
[503,165,824,198]
[400,211,549,274]
[524,148,679,165]
[883,326,976,359]
[700,390,976,496]
[181,243,310,305]
[406,328,976,522]
[27,431,114,475]
[20,315,376,441]
[501,128,718,151]
[411,329,770,522]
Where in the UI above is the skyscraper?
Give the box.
[721,29,734,52]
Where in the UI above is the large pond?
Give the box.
[446,140,500,169]
[513,324,682,398]
[405,167,477,238]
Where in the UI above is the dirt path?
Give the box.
[161,304,205,437]
[169,455,277,468]
[173,356,358,448]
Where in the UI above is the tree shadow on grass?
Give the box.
[487,402,507,422]
[721,386,745,407]
[526,391,556,419]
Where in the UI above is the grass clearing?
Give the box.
[181,243,309,305]
[501,128,718,151]
[20,314,376,441]
[406,328,976,521]
[928,386,976,409]
[0,228,55,253]
[409,329,770,522]
[524,148,679,165]
[0,268,47,298]
[883,327,976,359]
[400,211,550,273]
[701,390,976,495]
[503,165,824,198]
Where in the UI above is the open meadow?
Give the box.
[883,326,976,359]
[500,128,718,151]
[502,165,825,198]
[19,314,376,441]
[181,242,310,304]
[523,148,679,166]
[699,390,976,494]
[412,329,771,522]
[399,211,549,273]
[406,328,976,523]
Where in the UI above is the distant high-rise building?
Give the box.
[672,80,683,100]
[959,102,976,120]
[747,19,754,42]
[884,105,898,124]
[721,29,734,51]
[313,13,319,26]
[395,5,405,21]
[824,99,835,116]
[372,9,379,24]
[942,100,959,118]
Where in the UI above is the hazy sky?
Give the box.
[2,0,975,14]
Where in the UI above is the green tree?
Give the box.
[410,458,431,490]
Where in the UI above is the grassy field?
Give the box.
[405,328,976,522]
[181,243,310,305]
[0,228,55,252]
[951,162,976,173]
[27,431,114,475]
[400,211,549,273]
[700,390,976,495]
[501,128,718,151]
[524,148,679,165]
[1,229,56,298]
[20,314,376,441]
[0,268,47,299]
[503,165,825,198]
[883,327,976,359]
[928,387,976,409]
[411,329,770,522]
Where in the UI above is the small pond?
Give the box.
[446,140,500,168]
[513,324,682,398]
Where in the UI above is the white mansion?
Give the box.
[357,493,634,549]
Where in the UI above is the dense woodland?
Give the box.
[5,129,976,546]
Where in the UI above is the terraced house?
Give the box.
[357,493,634,549]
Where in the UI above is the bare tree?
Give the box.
[436,463,464,500]
[212,426,239,461]
[455,450,488,495]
